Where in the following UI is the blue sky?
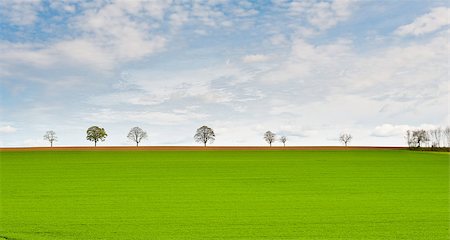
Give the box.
[0,0,448,147]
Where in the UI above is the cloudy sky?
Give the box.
[0,0,448,147]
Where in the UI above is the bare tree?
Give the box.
[43,130,57,147]
[444,127,450,148]
[339,133,352,146]
[405,130,413,148]
[127,127,148,147]
[429,128,442,148]
[264,131,276,147]
[194,126,215,147]
[280,136,287,147]
[86,126,107,147]
[411,129,429,148]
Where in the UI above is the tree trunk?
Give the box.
[283,143,285,147]
[270,142,272,147]
[95,141,97,147]
[51,141,53,147]
[204,142,206,147]
[136,142,139,147]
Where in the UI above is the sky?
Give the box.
[0,0,449,147]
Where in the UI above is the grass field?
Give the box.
[0,150,448,239]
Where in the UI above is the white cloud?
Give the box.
[233,8,258,17]
[194,29,208,35]
[260,38,352,83]
[343,31,448,99]
[277,124,317,138]
[371,124,439,137]
[0,40,114,71]
[0,1,270,73]
[289,0,355,30]
[0,42,50,67]
[0,0,42,25]
[48,1,77,13]
[89,91,169,106]
[0,125,17,133]
[141,0,172,20]
[396,7,449,36]
[192,2,226,27]
[270,34,287,45]
[0,1,169,72]
[23,138,46,147]
[73,1,168,62]
[260,30,448,107]
[242,54,270,63]
[371,124,410,137]
[53,39,115,70]
[83,109,209,125]
[169,6,190,28]
[90,64,265,108]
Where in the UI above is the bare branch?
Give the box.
[405,129,429,148]
[264,131,276,147]
[279,136,287,147]
[339,133,352,146]
[127,127,148,147]
[444,127,450,148]
[43,130,57,147]
[194,126,215,147]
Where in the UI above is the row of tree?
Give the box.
[261,131,353,146]
[405,127,450,148]
[43,125,354,147]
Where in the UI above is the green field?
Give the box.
[0,150,448,239]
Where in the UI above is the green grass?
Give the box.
[0,150,448,239]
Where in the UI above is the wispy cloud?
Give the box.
[371,124,439,137]
[0,125,17,133]
[83,108,209,126]
[0,0,42,26]
[395,7,449,36]
[287,0,356,30]
[242,54,270,63]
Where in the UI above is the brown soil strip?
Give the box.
[0,146,407,152]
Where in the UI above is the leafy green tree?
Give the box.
[86,126,107,147]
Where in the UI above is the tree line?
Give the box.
[43,125,355,147]
[405,127,450,148]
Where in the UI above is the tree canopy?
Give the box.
[127,127,148,146]
[86,126,107,146]
[194,126,215,147]
[339,133,352,146]
[43,130,57,147]
[264,131,276,146]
